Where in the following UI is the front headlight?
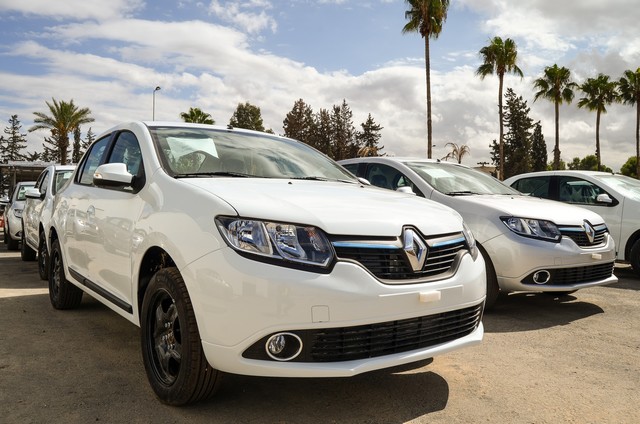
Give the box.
[462,222,479,258]
[500,216,561,242]
[13,208,23,219]
[216,216,334,268]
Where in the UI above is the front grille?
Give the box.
[559,223,607,247]
[333,235,467,281]
[522,262,615,286]
[242,303,484,363]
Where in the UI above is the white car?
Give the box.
[339,158,617,308]
[505,170,640,276]
[21,164,75,279]
[1,181,36,250]
[49,122,486,405]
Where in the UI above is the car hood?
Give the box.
[456,194,605,225]
[182,178,464,236]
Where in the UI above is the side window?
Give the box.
[78,136,110,185]
[511,177,550,198]
[107,131,143,177]
[558,176,606,205]
[35,170,50,195]
[365,164,424,197]
[341,163,360,176]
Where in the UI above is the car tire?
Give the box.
[629,239,640,277]
[6,223,19,251]
[49,238,83,309]
[21,229,37,261]
[38,232,49,281]
[141,267,222,405]
[480,247,500,310]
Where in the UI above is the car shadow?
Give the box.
[483,292,604,333]
[185,359,449,422]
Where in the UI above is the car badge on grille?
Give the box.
[583,220,595,244]
[403,229,428,271]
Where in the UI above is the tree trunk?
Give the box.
[636,101,639,178]
[498,73,504,180]
[554,100,560,170]
[595,111,601,171]
[425,36,432,159]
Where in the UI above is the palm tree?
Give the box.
[532,64,576,170]
[577,74,619,171]
[402,0,450,159]
[441,142,470,163]
[619,68,640,178]
[29,98,94,165]
[476,36,523,180]
[180,107,215,124]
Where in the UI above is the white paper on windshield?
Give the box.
[166,137,219,158]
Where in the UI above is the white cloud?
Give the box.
[0,0,144,20]
[208,0,277,34]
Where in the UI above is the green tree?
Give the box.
[283,99,315,144]
[567,155,612,172]
[41,130,59,163]
[229,102,265,132]
[24,151,40,161]
[330,100,358,161]
[441,143,470,164]
[530,121,548,172]
[476,37,524,180]
[532,64,576,170]
[620,156,638,178]
[356,114,384,157]
[29,98,94,165]
[310,108,333,156]
[0,115,28,162]
[577,74,619,171]
[180,107,215,124]
[619,68,640,179]
[402,0,450,159]
[72,127,82,163]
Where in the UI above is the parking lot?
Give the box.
[1,241,639,424]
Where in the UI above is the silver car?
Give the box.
[2,181,36,250]
[340,158,618,308]
[505,170,640,277]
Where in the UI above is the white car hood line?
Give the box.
[457,194,606,225]
[181,178,464,237]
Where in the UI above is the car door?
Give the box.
[87,130,145,312]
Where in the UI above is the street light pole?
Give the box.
[152,86,161,120]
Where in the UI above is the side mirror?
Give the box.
[596,193,613,204]
[357,177,370,185]
[0,196,9,205]
[25,188,44,200]
[93,163,133,187]
[396,186,416,195]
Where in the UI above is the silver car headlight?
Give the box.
[500,216,561,242]
[216,216,334,268]
[13,208,23,219]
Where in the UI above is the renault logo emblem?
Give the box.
[583,220,595,244]
[403,229,428,271]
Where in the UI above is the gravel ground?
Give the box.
[1,242,638,424]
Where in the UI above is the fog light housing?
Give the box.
[265,332,303,361]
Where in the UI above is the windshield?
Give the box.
[149,126,357,182]
[595,174,640,201]
[404,161,519,195]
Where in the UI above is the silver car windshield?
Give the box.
[595,174,640,201]
[149,126,357,182]
[404,161,519,195]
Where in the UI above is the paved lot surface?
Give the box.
[1,240,639,424]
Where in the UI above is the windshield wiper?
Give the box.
[446,190,478,196]
[173,171,252,178]
[288,176,358,184]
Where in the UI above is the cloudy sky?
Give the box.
[0,0,639,172]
